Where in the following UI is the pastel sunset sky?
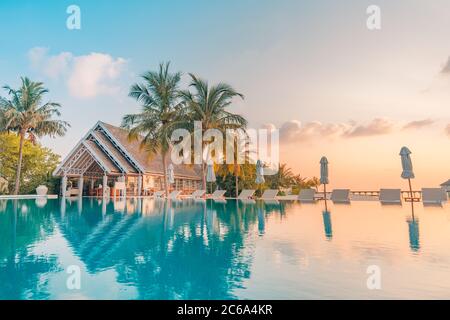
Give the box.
[1,0,450,189]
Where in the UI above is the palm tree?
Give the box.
[0,77,69,195]
[179,74,246,190]
[218,136,252,197]
[122,62,183,197]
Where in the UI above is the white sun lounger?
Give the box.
[260,189,278,200]
[379,189,402,204]
[188,190,206,199]
[422,188,447,205]
[168,190,183,200]
[210,190,226,199]
[238,189,255,200]
[298,189,316,203]
[331,189,350,203]
[153,191,165,198]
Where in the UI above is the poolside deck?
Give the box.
[0,194,58,200]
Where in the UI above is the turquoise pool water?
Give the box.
[1,197,450,300]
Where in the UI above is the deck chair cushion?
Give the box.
[238,189,255,199]
[331,189,350,203]
[379,189,401,204]
[211,190,226,199]
[261,189,278,200]
[422,188,447,204]
[191,190,206,198]
[169,190,182,199]
[298,189,316,202]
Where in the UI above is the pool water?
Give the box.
[1,198,450,300]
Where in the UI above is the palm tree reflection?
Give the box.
[56,198,296,299]
[55,199,261,299]
[1,197,295,299]
[0,199,60,299]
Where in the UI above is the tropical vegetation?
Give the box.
[123,62,319,197]
[0,133,60,195]
[0,77,69,194]
[216,162,320,197]
[0,70,319,197]
[122,62,184,197]
[178,73,246,190]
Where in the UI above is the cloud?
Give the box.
[277,120,350,142]
[402,119,435,130]
[68,53,127,98]
[27,47,127,98]
[344,118,394,137]
[266,118,429,144]
[28,47,73,79]
[441,56,450,74]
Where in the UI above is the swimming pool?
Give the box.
[1,197,449,299]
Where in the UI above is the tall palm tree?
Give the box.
[179,74,246,190]
[0,77,69,195]
[122,62,183,197]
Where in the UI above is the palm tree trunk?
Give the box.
[13,130,25,195]
[162,152,169,197]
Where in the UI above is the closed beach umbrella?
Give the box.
[255,160,265,197]
[206,161,216,183]
[400,147,414,179]
[255,160,265,184]
[400,147,414,200]
[167,163,175,185]
[320,157,329,184]
[206,160,216,193]
[320,157,329,201]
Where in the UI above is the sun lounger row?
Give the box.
[298,188,351,203]
[152,189,228,200]
[298,187,448,205]
[149,187,448,204]
[377,188,447,205]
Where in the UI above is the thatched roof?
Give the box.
[54,121,201,179]
[100,122,201,178]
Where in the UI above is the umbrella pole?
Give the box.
[408,178,413,201]
[323,184,327,201]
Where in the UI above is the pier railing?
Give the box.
[351,190,422,201]
[316,190,423,201]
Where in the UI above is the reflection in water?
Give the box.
[0,200,60,299]
[0,198,290,299]
[322,211,333,240]
[257,206,265,235]
[1,197,448,299]
[407,202,420,252]
[322,199,333,240]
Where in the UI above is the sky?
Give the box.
[1,0,450,189]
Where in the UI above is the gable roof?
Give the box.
[440,179,450,186]
[100,122,201,178]
[54,121,201,179]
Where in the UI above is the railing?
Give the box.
[352,191,422,200]
[315,190,423,201]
